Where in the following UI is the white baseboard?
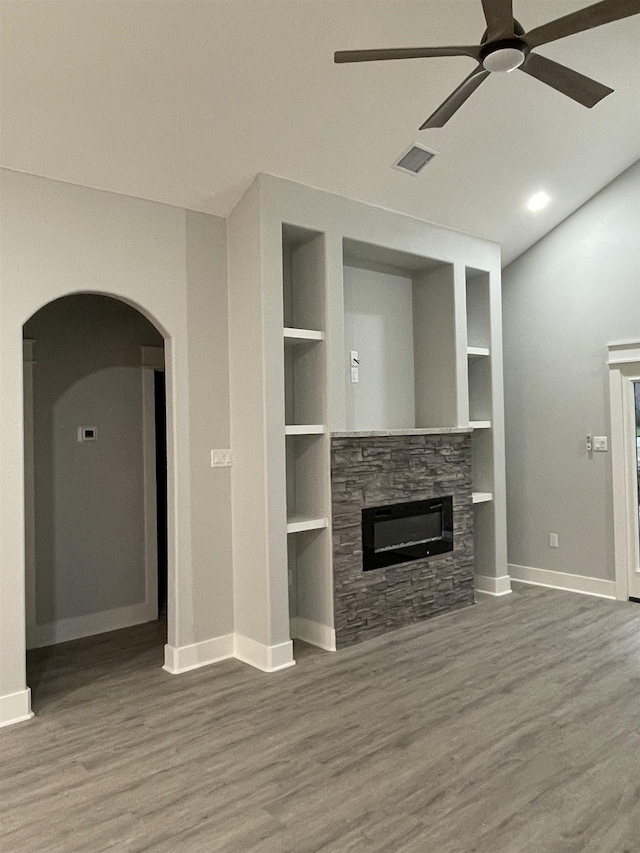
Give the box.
[474,574,512,597]
[234,634,295,672]
[290,617,336,652]
[0,688,34,729]
[509,564,617,599]
[34,600,157,648]
[163,632,295,675]
[163,634,235,674]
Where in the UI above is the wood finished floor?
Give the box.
[2,585,640,852]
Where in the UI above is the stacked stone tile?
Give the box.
[331,433,474,647]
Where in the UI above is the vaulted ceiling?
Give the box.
[1,0,639,265]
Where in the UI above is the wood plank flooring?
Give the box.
[2,585,640,852]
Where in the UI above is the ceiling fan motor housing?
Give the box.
[481,38,529,73]
[335,1,638,127]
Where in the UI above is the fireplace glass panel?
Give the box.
[362,497,453,571]
[374,512,442,553]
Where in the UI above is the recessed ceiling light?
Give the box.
[527,191,550,212]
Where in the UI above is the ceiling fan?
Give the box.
[335,0,640,128]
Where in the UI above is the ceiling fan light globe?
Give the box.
[482,47,526,73]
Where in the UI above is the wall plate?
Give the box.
[211,449,232,467]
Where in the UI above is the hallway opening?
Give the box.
[23,294,169,707]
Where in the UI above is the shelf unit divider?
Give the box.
[284,424,326,435]
[286,516,328,534]
[472,491,493,504]
[284,327,325,343]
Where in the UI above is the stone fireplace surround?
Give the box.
[331,429,474,648]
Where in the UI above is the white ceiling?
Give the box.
[1,0,639,265]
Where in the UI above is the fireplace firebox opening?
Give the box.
[362,496,453,571]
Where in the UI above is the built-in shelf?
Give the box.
[472,491,493,504]
[285,424,326,435]
[283,327,325,344]
[286,515,328,534]
[467,346,490,357]
[470,420,491,430]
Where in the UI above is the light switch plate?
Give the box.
[211,449,232,467]
[593,436,608,452]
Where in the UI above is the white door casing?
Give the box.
[608,341,640,600]
[23,340,36,649]
[141,346,165,624]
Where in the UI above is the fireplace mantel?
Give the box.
[331,427,472,438]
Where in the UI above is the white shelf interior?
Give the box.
[468,354,492,423]
[283,228,325,330]
[473,499,497,578]
[286,515,328,534]
[284,327,324,343]
[471,423,494,495]
[466,269,491,350]
[472,491,493,504]
[284,329,325,426]
[287,527,332,637]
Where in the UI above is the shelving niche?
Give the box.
[465,268,498,576]
[282,225,334,652]
[342,239,459,431]
[228,176,508,674]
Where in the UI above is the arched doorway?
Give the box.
[22,294,170,706]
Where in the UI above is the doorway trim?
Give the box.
[608,340,640,601]
[141,346,165,624]
[23,340,37,650]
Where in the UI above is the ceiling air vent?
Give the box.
[393,143,437,176]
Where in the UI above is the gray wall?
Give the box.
[502,161,640,581]
[185,210,234,642]
[343,264,415,430]
[25,295,163,624]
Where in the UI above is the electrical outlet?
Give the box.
[350,366,359,383]
[549,533,559,548]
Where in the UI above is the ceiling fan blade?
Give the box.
[525,0,640,49]
[481,0,515,39]
[520,52,613,107]
[334,45,481,63]
[419,65,490,128]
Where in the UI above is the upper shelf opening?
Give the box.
[282,223,323,250]
[343,238,446,277]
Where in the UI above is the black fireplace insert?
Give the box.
[362,496,453,571]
